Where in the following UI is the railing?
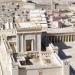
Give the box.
[41,51,51,57]
[17,51,51,58]
[53,53,63,64]
[17,51,39,57]
[11,55,17,66]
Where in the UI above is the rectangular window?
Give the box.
[26,40,32,51]
[39,72,42,75]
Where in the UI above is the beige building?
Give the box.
[0,0,73,75]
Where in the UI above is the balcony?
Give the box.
[16,51,52,67]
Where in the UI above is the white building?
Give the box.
[0,0,71,75]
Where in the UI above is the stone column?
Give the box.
[50,36,52,43]
[67,35,69,42]
[24,35,26,52]
[31,39,34,51]
[72,35,74,41]
[53,36,55,43]
[62,35,64,42]
[64,36,65,42]
[65,36,67,42]
[16,34,19,52]
[71,35,72,42]
[21,35,24,52]
[73,35,75,41]
[37,34,41,51]
[58,36,60,43]
[59,36,62,42]
[34,34,37,51]
[54,36,56,43]
[69,35,71,42]
[56,36,58,43]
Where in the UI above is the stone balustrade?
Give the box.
[17,51,51,59]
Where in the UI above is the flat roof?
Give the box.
[47,27,75,34]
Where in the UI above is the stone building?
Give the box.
[0,0,71,75]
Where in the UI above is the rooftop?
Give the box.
[47,27,75,34]
[16,51,62,68]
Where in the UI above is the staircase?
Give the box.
[0,36,12,75]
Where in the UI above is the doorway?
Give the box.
[26,40,33,51]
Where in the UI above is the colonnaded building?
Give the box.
[0,0,75,75]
